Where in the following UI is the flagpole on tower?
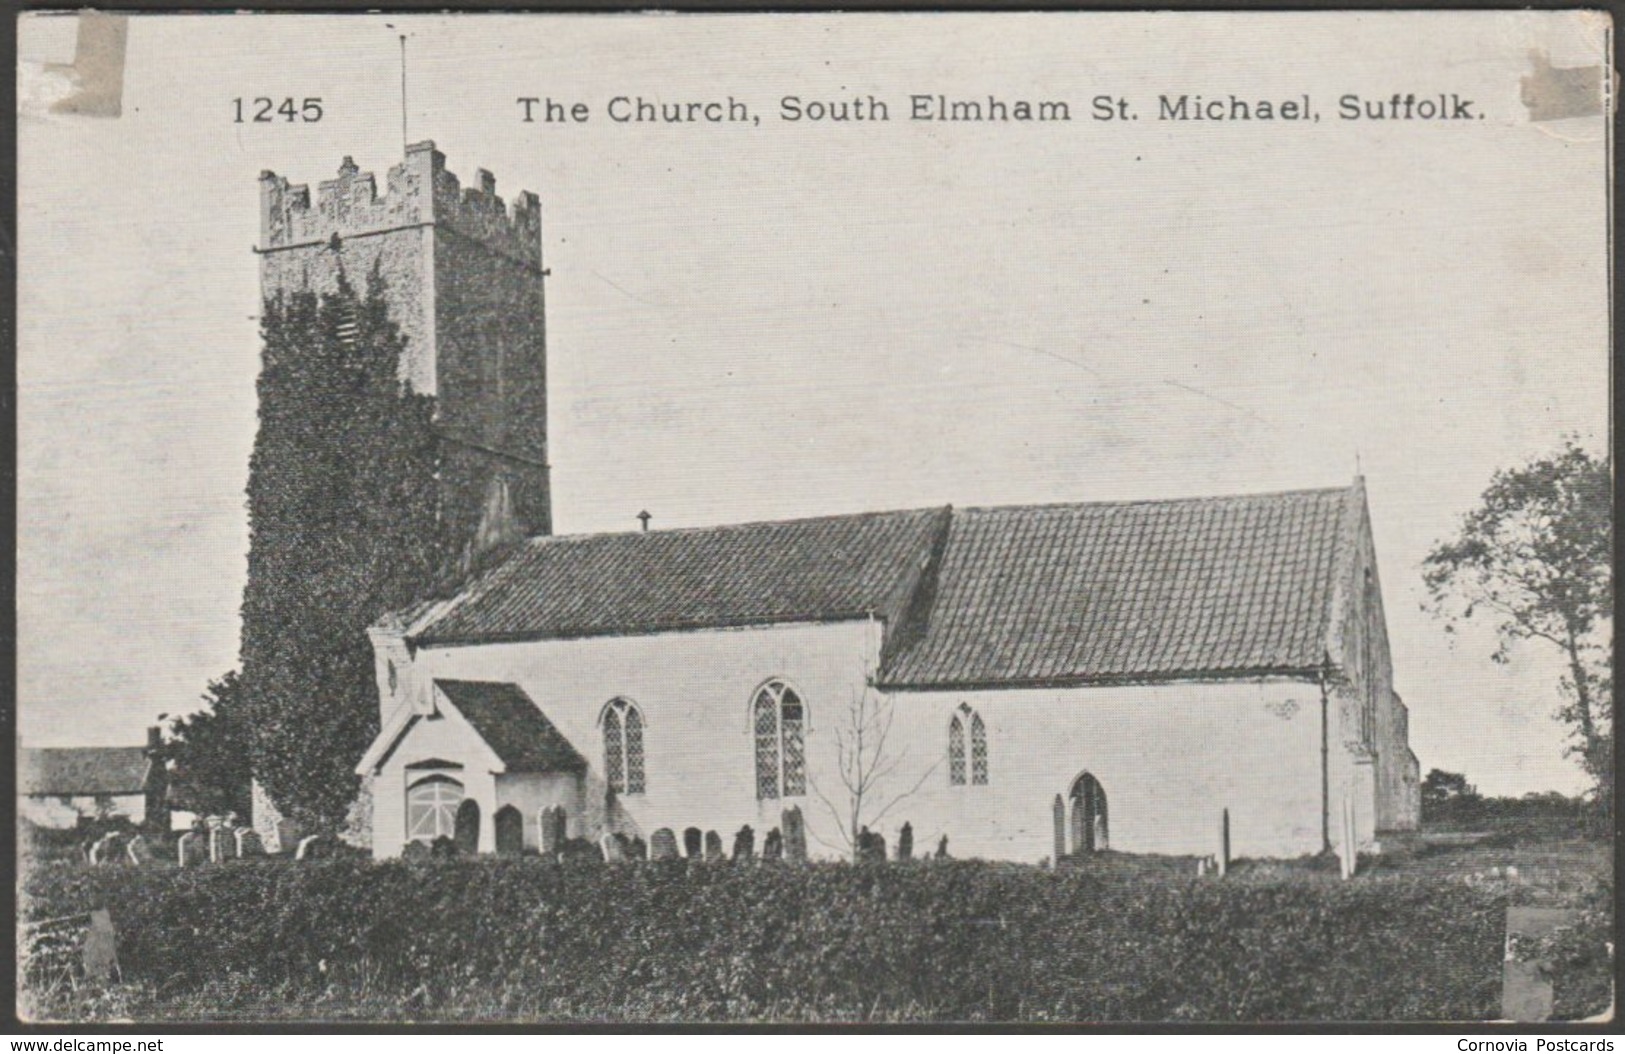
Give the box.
[399,34,408,150]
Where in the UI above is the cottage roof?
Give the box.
[435,680,587,773]
[18,746,151,797]
[395,483,1363,689]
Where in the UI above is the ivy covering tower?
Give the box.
[245,147,551,832]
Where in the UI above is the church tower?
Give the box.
[257,141,552,559]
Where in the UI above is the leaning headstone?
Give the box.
[235,828,264,858]
[600,833,627,863]
[126,835,155,867]
[683,827,703,859]
[177,831,205,867]
[81,909,119,985]
[781,806,807,864]
[761,827,783,862]
[650,827,680,861]
[732,825,755,862]
[897,822,914,862]
[935,834,950,860]
[295,834,327,861]
[704,830,725,862]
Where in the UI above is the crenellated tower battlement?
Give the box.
[260,140,543,272]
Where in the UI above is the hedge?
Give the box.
[21,858,1516,1022]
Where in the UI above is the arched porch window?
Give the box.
[406,775,463,842]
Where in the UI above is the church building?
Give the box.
[258,145,1420,863]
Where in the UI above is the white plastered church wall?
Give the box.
[370,619,881,859]
[879,679,1327,862]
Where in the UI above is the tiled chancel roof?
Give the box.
[408,508,947,646]
[878,487,1353,688]
[436,680,587,773]
[19,747,152,797]
[397,484,1359,690]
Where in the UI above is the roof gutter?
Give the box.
[876,664,1328,693]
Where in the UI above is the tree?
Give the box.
[807,684,940,862]
[1420,768,1478,808]
[1423,440,1612,808]
[159,670,253,818]
[239,271,452,830]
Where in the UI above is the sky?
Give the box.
[17,12,1611,795]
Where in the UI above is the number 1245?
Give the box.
[234,97,324,123]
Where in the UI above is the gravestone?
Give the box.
[177,831,205,867]
[858,827,886,865]
[732,825,755,862]
[494,805,524,856]
[539,806,568,857]
[295,834,329,861]
[650,827,679,861]
[235,828,264,858]
[274,818,302,856]
[1053,794,1067,864]
[683,827,703,859]
[781,806,807,863]
[81,909,119,985]
[429,835,459,859]
[628,835,647,861]
[704,830,724,862]
[402,839,431,862]
[208,824,232,863]
[126,835,155,866]
[599,833,627,863]
[90,833,124,866]
[1218,809,1230,878]
[935,834,950,859]
[761,827,783,862]
[897,822,913,862]
[453,799,481,855]
[1502,907,1578,1022]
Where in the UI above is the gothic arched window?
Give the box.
[406,775,464,842]
[602,698,646,795]
[753,680,806,799]
[949,703,988,786]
